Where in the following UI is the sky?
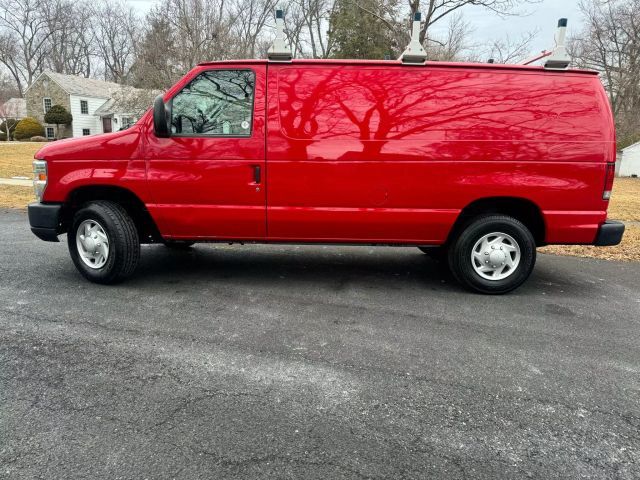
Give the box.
[458,0,584,54]
[125,0,584,58]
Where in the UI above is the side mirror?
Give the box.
[153,94,171,138]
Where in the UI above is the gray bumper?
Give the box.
[594,220,625,247]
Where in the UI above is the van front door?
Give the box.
[145,66,266,240]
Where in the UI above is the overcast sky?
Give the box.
[126,0,584,57]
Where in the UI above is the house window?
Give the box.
[43,98,52,114]
[80,100,89,115]
[45,127,55,139]
[121,117,134,129]
[82,129,91,136]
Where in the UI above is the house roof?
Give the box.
[94,86,160,116]
[1,98,27,118]
[25,71,158,116]
[27,71,122,98]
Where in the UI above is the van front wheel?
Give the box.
[68,201,140,284]
[448,215,536,294]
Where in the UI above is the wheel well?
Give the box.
[63,186,162,243]
[448,197,546,246]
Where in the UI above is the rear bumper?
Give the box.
[594,220,625,246]
[28,202,63,242]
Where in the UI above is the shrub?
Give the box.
[30,136,47,142]
[14,117,45,140]
[44,105,72,139]
[0,118,18,140]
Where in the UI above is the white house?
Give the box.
[25,71,155,139]
[616,142,640,177]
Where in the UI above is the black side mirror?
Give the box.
[153,94,171,138]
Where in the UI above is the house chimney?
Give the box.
[268,9,292,61]
[399,12,427,64]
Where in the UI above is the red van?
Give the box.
[28,58,624,293]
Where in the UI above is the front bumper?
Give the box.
[594,220,625,246]
[28,202,63,242]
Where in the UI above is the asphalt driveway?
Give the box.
[1,209,639,479]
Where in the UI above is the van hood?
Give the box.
[35,126,144,162]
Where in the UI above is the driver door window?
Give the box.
[171,69,255,136]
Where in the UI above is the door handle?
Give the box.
[253,165,261,184]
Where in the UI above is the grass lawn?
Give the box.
[0,185,36,209]
[1,141,638,260]
[606,177,640,222]
[541,225,640,262]
[540,177,640,262]
[0,142,45,178]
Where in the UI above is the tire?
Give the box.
[164,241,195,249]
[68,201,140,284]
[447,215,536,294]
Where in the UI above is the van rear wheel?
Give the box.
[448,215,536,294]
[68,201,140,284]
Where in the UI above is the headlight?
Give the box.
[33,160,47,202]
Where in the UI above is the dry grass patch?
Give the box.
[0,142,45,178]
[608,178,640,222]
[542,178,640,261]
[541,225,640,262]
[0,185,35,209]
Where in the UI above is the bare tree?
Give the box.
[487,29,538,63]
[426,13,474,61]
[406,0,539,44]
[161,0,236,68]
[0,74,20,140]
[263,0,338,59]
[570,0,640,147]
[0,100,18,140]
[45,0,93,77]
[0,0,59,94]
[0,0,548,92]
[129,15,179,89]
[89,0,139,83]
[232,0,278,58]
[0,69,18,98]
[296,0,338,58]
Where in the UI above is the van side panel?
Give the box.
[266,65,613,244]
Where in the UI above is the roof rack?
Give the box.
[544,18,570,69]
[399,12,427,64]
[520,18,571,70]
[267,9,292,62]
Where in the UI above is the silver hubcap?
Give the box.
[471,232,521,281]
[76,220,109,269]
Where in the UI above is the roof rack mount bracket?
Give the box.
[268,9,292,62]
[399,12,427,64]
[544,18,571,70]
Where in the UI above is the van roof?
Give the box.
[197,58,598,75]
